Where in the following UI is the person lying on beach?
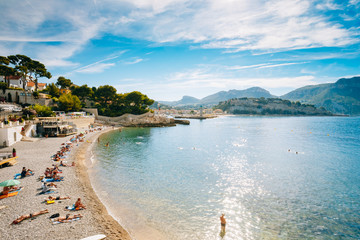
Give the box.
[60,160,74,167]
[1,186,21,195]
[45,196,70,201]
[11,209,49,225]
[48,183,57,188]
[9,186,20,191]
[74,198,86,210]
[53,214,83,223]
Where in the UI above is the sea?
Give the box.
[90,116,360,240]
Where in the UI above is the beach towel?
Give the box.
[51,217,81,224]
[41,177,64,182]
[14,172,34,179]
[65,204,76,211]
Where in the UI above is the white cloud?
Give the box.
[107,0,359,52]
[114,67,316,100]
[124,58,144,64]
[76,63,115,73]
[257,62,307,69]
[316,0,341,10]
[227,64,269,70]
[0,0,358,68]
[349,0,360,5]
[228,62,307,70]
[73,55,119,73]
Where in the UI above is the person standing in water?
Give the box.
[220,213,226,233]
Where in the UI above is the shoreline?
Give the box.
[0,126,131,240]
[86,128,168,240]
[74,127,132,240]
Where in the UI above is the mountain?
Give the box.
[281,76,360,115]
[215,98,333,116]
[159,87,275,107]
[200,87,275,104]
[160,96,200,106]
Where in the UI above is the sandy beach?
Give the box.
[0,127,131,240]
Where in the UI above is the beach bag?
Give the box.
[49,213,60,219]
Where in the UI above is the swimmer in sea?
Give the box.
[105,142,109,147]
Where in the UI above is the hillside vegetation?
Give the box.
[282,77,360,115]
[215,97,333,116]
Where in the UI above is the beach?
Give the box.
[0,127,131,240]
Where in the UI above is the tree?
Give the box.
[0,56,16,87]
[32,91,39,99]
[8,55,32,89]
[32,61,52,91]
[123,91,154,114]
[71,84,93,104]
[0,82,7,93]
[30,104,54,117]
[56,76,72,89]
[58,93,81,112]
[95,85,117,105]
[43,83,60,98]
[7,55,51,91]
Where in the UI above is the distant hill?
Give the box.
[200,87,275,104]
[215,98,333,116]
[281,76,360,115]
[159,87,275,107]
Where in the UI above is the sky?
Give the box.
[0,0,359,101]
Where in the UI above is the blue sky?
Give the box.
[1,0,359,101]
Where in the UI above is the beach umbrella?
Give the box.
[0,179,20,187]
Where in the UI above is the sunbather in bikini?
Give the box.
[53,214,82,223]
[45,196,70,201]
[11,209,49,224]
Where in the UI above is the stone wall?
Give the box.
[0,89,52,106]
[82,109,175,127]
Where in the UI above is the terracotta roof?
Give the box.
[27,82,46,87]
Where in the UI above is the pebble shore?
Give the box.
[0,128,131,240]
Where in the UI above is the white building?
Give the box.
[0,75,26,88]
[0,76,46,91]
[26,81,47,91]
[0,122,25,147]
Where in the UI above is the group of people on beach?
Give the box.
[8,127,108,226]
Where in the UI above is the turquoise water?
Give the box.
[92,116,360,240]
